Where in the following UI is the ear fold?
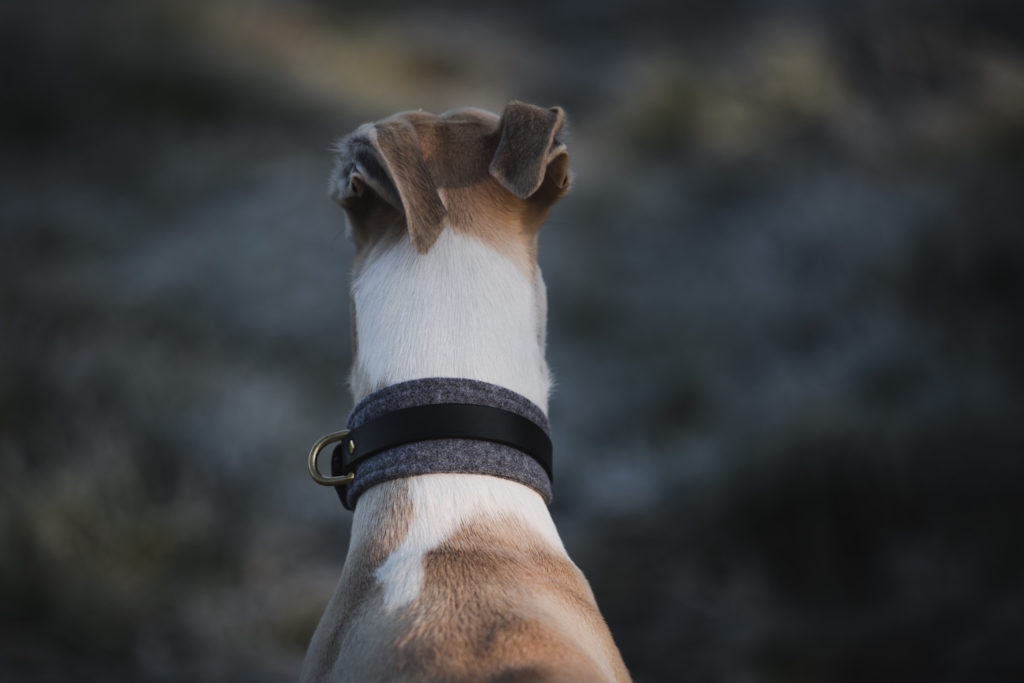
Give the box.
[489,101,571,200]
[329,121,448,254]
[371,120,448,253]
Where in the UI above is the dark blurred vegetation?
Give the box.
[2,0,1022,681]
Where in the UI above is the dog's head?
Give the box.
[329,101,571,261]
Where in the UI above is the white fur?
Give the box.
[350,228,551,412]
[362,474,567,611]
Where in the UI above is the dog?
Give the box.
[301,102,630,682]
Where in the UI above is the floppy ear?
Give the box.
[329,121,448,254]
[489,101,571,200]
[371,120,448,253]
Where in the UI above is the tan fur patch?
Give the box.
[300,480,415,681]
[385,515,631,682]
[304,499,631,682]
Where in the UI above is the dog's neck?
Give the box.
[349,227,551,414]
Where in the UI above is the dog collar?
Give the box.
[307,378,553,510]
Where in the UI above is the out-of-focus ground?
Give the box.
[2,1,1023,681]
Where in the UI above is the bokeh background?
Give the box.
[3,0,1023,680]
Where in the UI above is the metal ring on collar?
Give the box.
[307,430,356,486]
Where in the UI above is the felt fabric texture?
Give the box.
[338,378,553,510]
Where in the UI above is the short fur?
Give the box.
[303,102,629,682]
[490,102,569,200]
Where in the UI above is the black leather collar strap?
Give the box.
[336,403,553,479]
[329,378,553,510]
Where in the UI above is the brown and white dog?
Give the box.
[300,102,631,682]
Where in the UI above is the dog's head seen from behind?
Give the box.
[329,102,571,409]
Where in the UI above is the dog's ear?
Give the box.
[329,121,448,254]
[372,120,448,253]
[330,133,400,211]
[489,101,571,200]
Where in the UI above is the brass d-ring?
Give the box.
[307,430,356,486]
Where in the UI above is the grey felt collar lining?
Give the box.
[339,377,553,510]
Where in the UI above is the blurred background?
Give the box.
[3,0,1023,680]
